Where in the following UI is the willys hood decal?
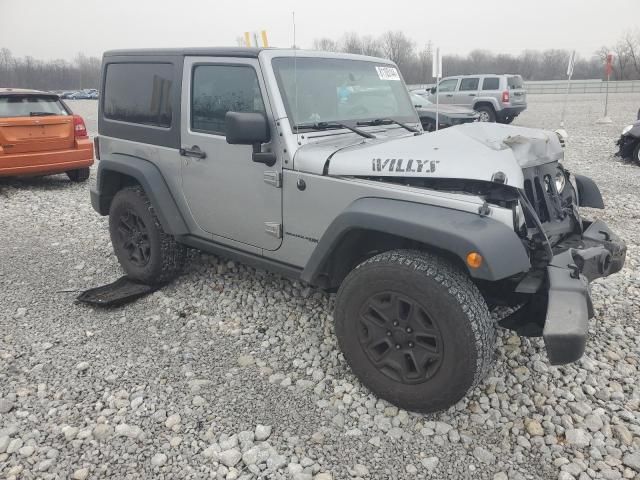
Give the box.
[294,123,564,188]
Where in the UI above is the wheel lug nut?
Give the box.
[395,344,401,350]
[408,342,414,348]
[386,331,392,336]
[406,327,413,333]
[393,321,399,327]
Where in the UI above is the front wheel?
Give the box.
[334,250,495,413]
[475,106,496,122]
[108,186,186,284]
[633,142,640,164]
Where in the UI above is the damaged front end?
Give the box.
[498,162,626,364]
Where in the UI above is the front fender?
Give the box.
[301,198,531,284]
[574,174,605,209]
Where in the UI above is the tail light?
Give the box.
[501,91,510,103]
[73,115,88,138]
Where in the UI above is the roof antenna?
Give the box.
[293,11,299,143]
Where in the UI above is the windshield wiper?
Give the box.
[357,118,420,133]
[29,112,56,116]
[294,121,376,139]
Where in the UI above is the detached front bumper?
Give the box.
[542,220,626,364]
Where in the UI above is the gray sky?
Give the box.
[1,0,638,60]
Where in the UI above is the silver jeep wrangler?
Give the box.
[91,48,625,413]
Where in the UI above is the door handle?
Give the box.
[179,145,207,159]
[468,93,476,96]
[445,94,453,97]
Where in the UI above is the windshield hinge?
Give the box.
[265,222,283,238]
[478,202,491,217]
[263,171,282,188]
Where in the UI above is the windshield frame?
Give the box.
[270,55,419,133]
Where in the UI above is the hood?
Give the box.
[294,122,563,188]
[417,105,478,117]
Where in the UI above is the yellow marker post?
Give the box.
[261,30,269,48]
[244,32,251,47]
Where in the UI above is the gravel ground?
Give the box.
[1,95,639,480]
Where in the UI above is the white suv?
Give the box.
[428,74,527,123]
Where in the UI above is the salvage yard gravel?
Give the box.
[1,94,639,479]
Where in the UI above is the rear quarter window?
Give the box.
[481,78,500,90]
[0,96,68,118]
[103,63,173,127]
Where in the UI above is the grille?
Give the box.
[522,165,562,224]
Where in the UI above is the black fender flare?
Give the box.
[301,197,531,284]
[574,174,604,209]
[91,154,189,235]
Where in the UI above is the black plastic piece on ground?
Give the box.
[76,276,164,308]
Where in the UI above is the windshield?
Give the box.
[0,95,68,118]
[271,57,418,129]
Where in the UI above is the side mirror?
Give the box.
[225,111,276,167]
[226,111,270,145]
[430,86,436,94]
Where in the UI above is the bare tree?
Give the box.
[313,38,340,52]
[623,31,640,77]
[380,31,415,70]
[360,36,382,57]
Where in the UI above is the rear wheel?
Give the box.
[67,167,90,182]
[475,106,496,123]
[109,186,186,284]
[633,142,640,164]
[334,250,495,413]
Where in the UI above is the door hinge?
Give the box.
[264,222,283,238]
[263,171,282,188]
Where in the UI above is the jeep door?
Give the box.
[453,77,479,106]
[432,78,459,105]
[180,57,282,251]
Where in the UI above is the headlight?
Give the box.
[555,170,566,193]
[622,124,633,135]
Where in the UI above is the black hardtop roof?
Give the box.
[103,47,265,58]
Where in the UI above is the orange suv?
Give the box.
[0,88,93,181]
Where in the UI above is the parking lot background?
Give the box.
[0,94,638,479]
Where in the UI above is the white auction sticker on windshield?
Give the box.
[375,66,401,81]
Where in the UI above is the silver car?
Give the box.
[428,74,527,123]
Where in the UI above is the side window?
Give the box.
[437,79,458,93]
[459,78,479,91]
[191,65,265,135]
[103,63,173,127]
[482,78,500,91]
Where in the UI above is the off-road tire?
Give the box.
[66,167,90,182]
[633,142,640,164]
[334,249,495,413]
[109,186,186,284]
[475,105,496,123]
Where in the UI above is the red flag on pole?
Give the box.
[605,53,614,76]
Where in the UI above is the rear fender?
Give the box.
[91,154,188,235]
